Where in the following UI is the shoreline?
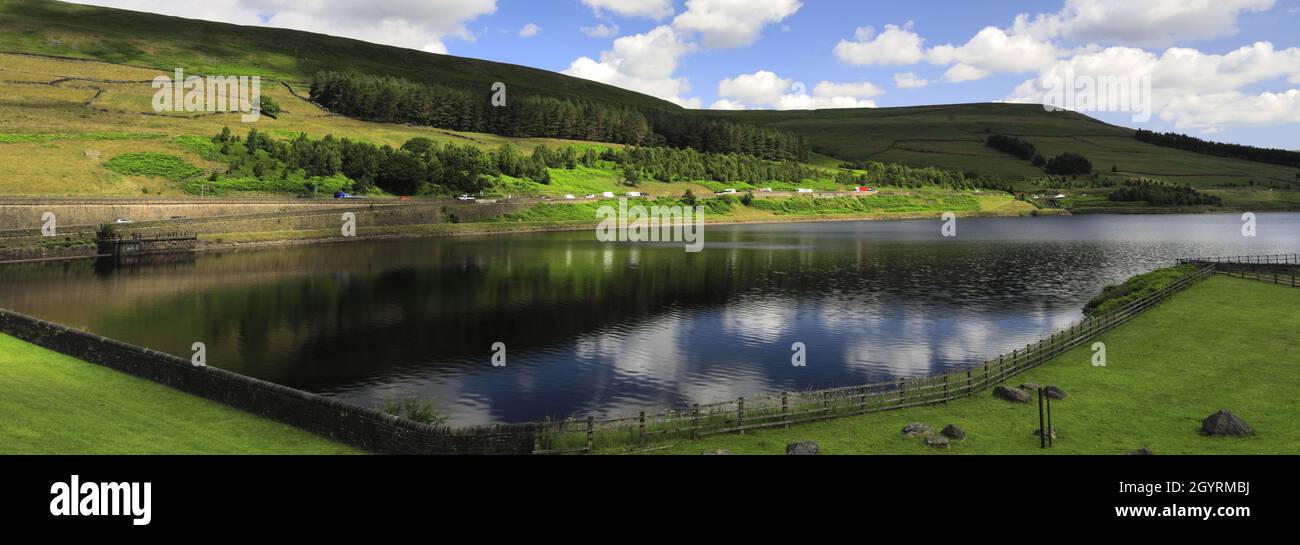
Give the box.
[0,207,1057,263]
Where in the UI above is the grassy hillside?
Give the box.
[0,0,1295,205]
[0,0,677,110]
[0,333,359,454]
[718,104,1300,189]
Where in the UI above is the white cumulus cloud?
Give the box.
[713,70,880,110]
[581,0,675,20]
[1006,42,1300,129]
[518,23,541,38]
[581,23,620,38]
[1014,0,1277,47]
[893,72,929,89]
[834,23,926,66]
[563,25,700,108]
[673,0,803,48]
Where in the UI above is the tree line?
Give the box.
[1108,180,1222,206]
[838,160,1015,191]
[1135,129,1300,169]
[310,71,806,162]
[985,134,1037,160]
[985,134,1093,175]
[210,127,1018,196]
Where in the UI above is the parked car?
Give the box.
[627,192,644,197]
[796,188,815,194]
[114,218,133,224]
[602,192,616,198]
[334,191,351,199]
[563,194,576,200]
[717,188,738,195]
[760,188,774,192]
[457,195,476,201]
[584,194,597,199]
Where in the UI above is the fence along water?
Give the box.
[5,256,1289,455]
[534,263,1220,453]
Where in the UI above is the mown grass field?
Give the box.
[628,276,1300,455]
[0,333,360,454]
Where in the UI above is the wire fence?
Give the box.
[534,263,1220,454]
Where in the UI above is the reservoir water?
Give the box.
[2,213,1297,425]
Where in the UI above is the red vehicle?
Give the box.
[856,186,874,193]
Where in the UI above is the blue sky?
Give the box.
[73,0,1300,148]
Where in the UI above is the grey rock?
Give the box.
[704,449,733,455]
[1201,411,1253,437]
[994,385,1032,403]
[902,422,933,437]
[1128,447,1153,455]
[940,424,967,441]
[1044,385,1068,400]
[924,435,950,449]
[786,441,820,455]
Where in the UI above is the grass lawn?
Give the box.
[638,276,1300,455]
[0,333,360,454]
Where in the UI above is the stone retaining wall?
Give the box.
[0,309,536,455]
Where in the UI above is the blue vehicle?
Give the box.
[334,191,351,199]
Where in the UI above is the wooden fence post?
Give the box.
[782,392,790,429]
[1037,388,1046,450]
[859,387,869,414]
[691,403,700,442]
[943,375,950,405]
[966,369,973,396]
[1046,393,1053,448]
[638,411,646,449]
[586,416,594,454]
[822,392,831,420]
[737,397,745,435]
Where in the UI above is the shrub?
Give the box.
[103,153,202,181]
[1085,265,1196,316]
[380,398,448,426]
[1044,152,1093,176]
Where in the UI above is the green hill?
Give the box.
[716,104,1300,189]
[1,0,1297,204]
[0,0,678,110]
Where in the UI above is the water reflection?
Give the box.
[1,213,1296,425]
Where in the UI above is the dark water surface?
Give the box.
[2,213,1297,425]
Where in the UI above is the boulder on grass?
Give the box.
[704,449,733,455]
[786,441,820,455]
[923,435,950,449]
[1019,383,1040,391]
[1044,385,1068,400]
[902,423,933,437]
[1128,447,1153,455]
[940,424,967,441]
[1201,411,1253,437]
[994,385,1031,403]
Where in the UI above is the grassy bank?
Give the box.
[0,333,360,454]
[628,276,1300,455]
